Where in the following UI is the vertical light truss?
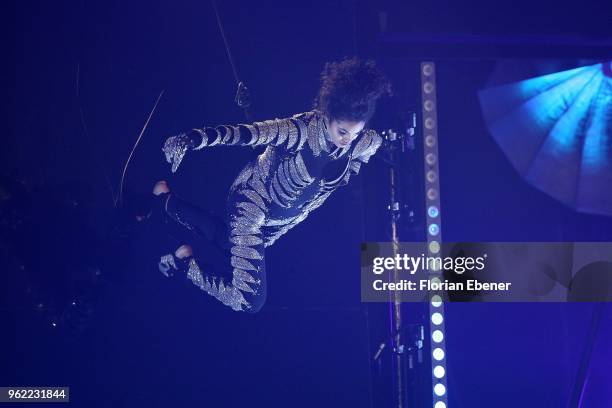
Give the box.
[421,61,449,408]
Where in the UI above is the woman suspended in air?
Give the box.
[153,57,391,313]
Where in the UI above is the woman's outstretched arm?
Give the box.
[162,111,329,172]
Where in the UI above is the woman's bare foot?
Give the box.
[175,244,193,259]
[153,180,170,196]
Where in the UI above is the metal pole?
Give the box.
[388,136,405,407]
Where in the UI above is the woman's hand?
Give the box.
[162,133,192,173]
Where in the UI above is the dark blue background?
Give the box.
[2,0,611,406]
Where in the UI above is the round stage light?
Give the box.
[429,241,440,254]
[431,312,443,325]
[428,206,439,218]
[433,347,445,361]
[427,188,438,200]
[434,383,446,396]
[433,365,446,379]
[434,402,447,408]
[426,153,437,165]
[424,100,434,111]
[431,295,442,307]
[432,329,444,343]
[428,223,440,236]
[425,134,436,146]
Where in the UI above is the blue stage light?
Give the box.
[479,61,612,216]
[429,223,440,236]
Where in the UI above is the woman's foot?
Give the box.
[153,180,170,196]
[175,244,193,259]
[145,180,171,222]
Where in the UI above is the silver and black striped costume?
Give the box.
[164,110,382,312]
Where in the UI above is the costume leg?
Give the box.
[221,187,268,312]
[156,189,267,313]
[156,192,230,252]
[155,192,230,280]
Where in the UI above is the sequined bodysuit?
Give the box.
[164,110,382,312]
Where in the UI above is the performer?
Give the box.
[154,57,391,312]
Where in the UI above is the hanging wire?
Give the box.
[116,2,251,208]
[117,90,165,207]
[211,0,239,85]
[210,0,252,120]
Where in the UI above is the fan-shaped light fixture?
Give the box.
[479,61,612,216]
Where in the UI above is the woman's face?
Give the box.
[326,118,366,148]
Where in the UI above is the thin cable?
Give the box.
[210,0,252,120]
[211,0,240,85]
[117,90,165,207]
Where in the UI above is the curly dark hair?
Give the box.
[315,57,392,123]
